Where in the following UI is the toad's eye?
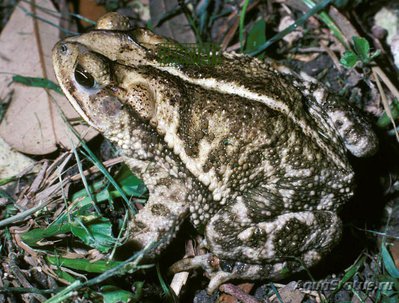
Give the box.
[74,64,96,89]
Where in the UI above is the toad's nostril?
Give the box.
[59,43,68,55]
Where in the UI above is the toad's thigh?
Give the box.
[205,200,342,264]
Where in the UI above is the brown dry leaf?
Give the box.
[271,282,305,303]
[150,0,196,42]
[219,283,256,303]
[0,137,35,179]
[0,0,97,155]
[77,0,107,27]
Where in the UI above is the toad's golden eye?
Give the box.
[74,64,96,89]
[74,52,111,87]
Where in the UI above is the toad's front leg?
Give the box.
[124,158,189,256]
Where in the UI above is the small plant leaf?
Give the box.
[115,164,147,197]
[341,36,380,68]
[23,214,116,252]
[352,36,370,62]
[21,221,71,246]
[340,51,359,68]
[101,284,143,303]
[245,19,267,58]
[70,216,116,253]
[53,269,77,283]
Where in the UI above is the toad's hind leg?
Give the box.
[274,65,378,157]
[297,74,379,158]
[171,198,342,293]
[316,92,378,158]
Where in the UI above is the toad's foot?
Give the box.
[170,254,297,294]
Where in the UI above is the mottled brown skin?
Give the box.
[52,13,378,292]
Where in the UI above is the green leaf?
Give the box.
[12,75,63,94]
[22,165,146,249]
[21,221,71,246]
[101,284,143,303]
[341,36,380,67]
[77,146,137,214]
[53,268,77,283]
[115,165,147,197]
[352,36,370,62]
[47,256,123,273]
[244,19,267,58]
[340,51,359,68]
[382,244,399,278]
[70,216,116,253]
[22,214,116,253]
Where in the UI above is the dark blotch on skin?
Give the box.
[274,218,310,257]
[151,204,170,216]
[100,95,123,116]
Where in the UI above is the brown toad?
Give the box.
[52,12,378,292]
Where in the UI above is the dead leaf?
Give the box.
[219,283,256,303]
[0,0,97,155]
[271,282,305,303]
[77,0,107,27]
[150,0,196,43]
[0,137,35,179]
